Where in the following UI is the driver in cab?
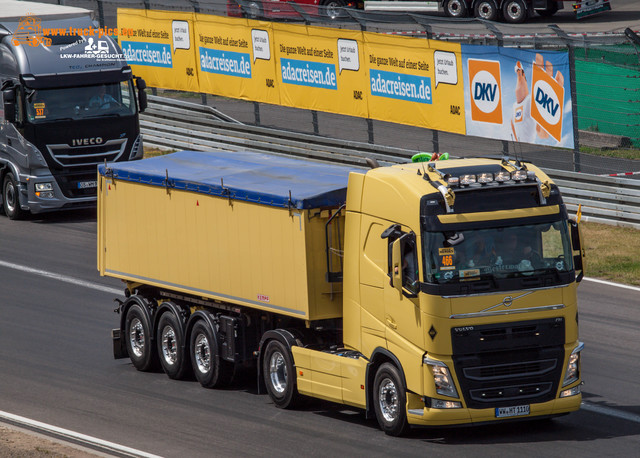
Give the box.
[89,85,117,109]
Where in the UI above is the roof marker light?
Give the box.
[511,170,527,181]
[460,174,476,186]
[477,172,494,184]
[495,171,511,182]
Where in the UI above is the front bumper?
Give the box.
[407,392,582,426]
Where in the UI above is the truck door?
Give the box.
[382,226,423,352]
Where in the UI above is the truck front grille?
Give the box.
[46,139,126,167]
[451,318,565,409]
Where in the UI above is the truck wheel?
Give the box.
[263,340,301,409]
[321,0,346,19]
[502,0,528,23]
[190,320,233,388]
[373,363,409,436]
[444,0,469,18]
[474,0,499,21]
[124,303,158,372]
[2,173,26,220]
[245,1,262,19]
[157,312,190,380]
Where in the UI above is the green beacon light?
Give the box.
[411,152,449,163]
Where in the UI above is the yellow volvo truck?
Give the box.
[98,150,585,435]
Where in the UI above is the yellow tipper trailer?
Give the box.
[98,150,586,436]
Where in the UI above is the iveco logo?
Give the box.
[72,137,103,146]
[502,296,513,307]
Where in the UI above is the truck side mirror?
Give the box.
[570,219,585,283]
[391,238,402,291]
[3,88,16,122]
[136,78,147,113]
[388,232,419,298]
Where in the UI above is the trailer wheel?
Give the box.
[157,312,190,380]
[190,320,233,388]
[263,340,301,409]
[474,0,499,21]
[502,0,528,23]
[444,0,469,18]
[373,363,409,436]
[124,303,158,371]
[2,173,26,220]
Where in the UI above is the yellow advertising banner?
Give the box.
[194,15,279,104]
[363,33,465,134]
[272,23,368,118]
[117,9,199,92]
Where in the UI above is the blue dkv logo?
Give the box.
[474,82,498,102]
[535,88,559,117]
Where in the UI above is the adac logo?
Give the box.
[12,15,52,47]
[530,63,564,142]
[468,59,502,124]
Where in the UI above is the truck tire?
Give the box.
[321,0,346,19]
[190,320,234,388]
[444,0,469,18]
[2,173,26,220]
[124,303,158,372]
[263,339,301,409]
[373,363,409,436]
[157,312,190,380]
[474,0,499,21]
[245,1,262,19]
[502,0,528,23]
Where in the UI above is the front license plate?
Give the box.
[77,180,97,189]
[495,405,530,418]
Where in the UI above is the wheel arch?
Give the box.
[119,295,156,342]
[364,347,408,419]
[154,301,189,344]
[257,329,300,395]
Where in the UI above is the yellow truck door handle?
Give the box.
[386,317,397,330]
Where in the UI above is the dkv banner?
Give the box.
[462,45,574,148]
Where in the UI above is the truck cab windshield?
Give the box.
[423,221,574,284]
[26,81,136,123]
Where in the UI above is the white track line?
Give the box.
[0,410,162,458]
[583,277,640,293]
[0,260,122,296]
[581,401,640,424]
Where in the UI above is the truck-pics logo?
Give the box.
[530,63,564,142]
[12,15,52,47]
[468,59,502,124]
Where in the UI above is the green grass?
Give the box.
[581,222,640,286]
[579,146,640,160]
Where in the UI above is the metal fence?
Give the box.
[142,94,640,229]
[26,0,640,174]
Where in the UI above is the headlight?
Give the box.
[562,342,584,387]
[35,182,54,198]
[35,182,53,191]
[424,355,459,398]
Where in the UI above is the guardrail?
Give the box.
[141,95,640,230]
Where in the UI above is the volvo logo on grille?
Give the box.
[502,296,513,307]
[72,137,103,146]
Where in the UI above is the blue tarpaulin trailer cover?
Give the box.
[98,150,360,209]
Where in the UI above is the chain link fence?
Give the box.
[28,0,640,175]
